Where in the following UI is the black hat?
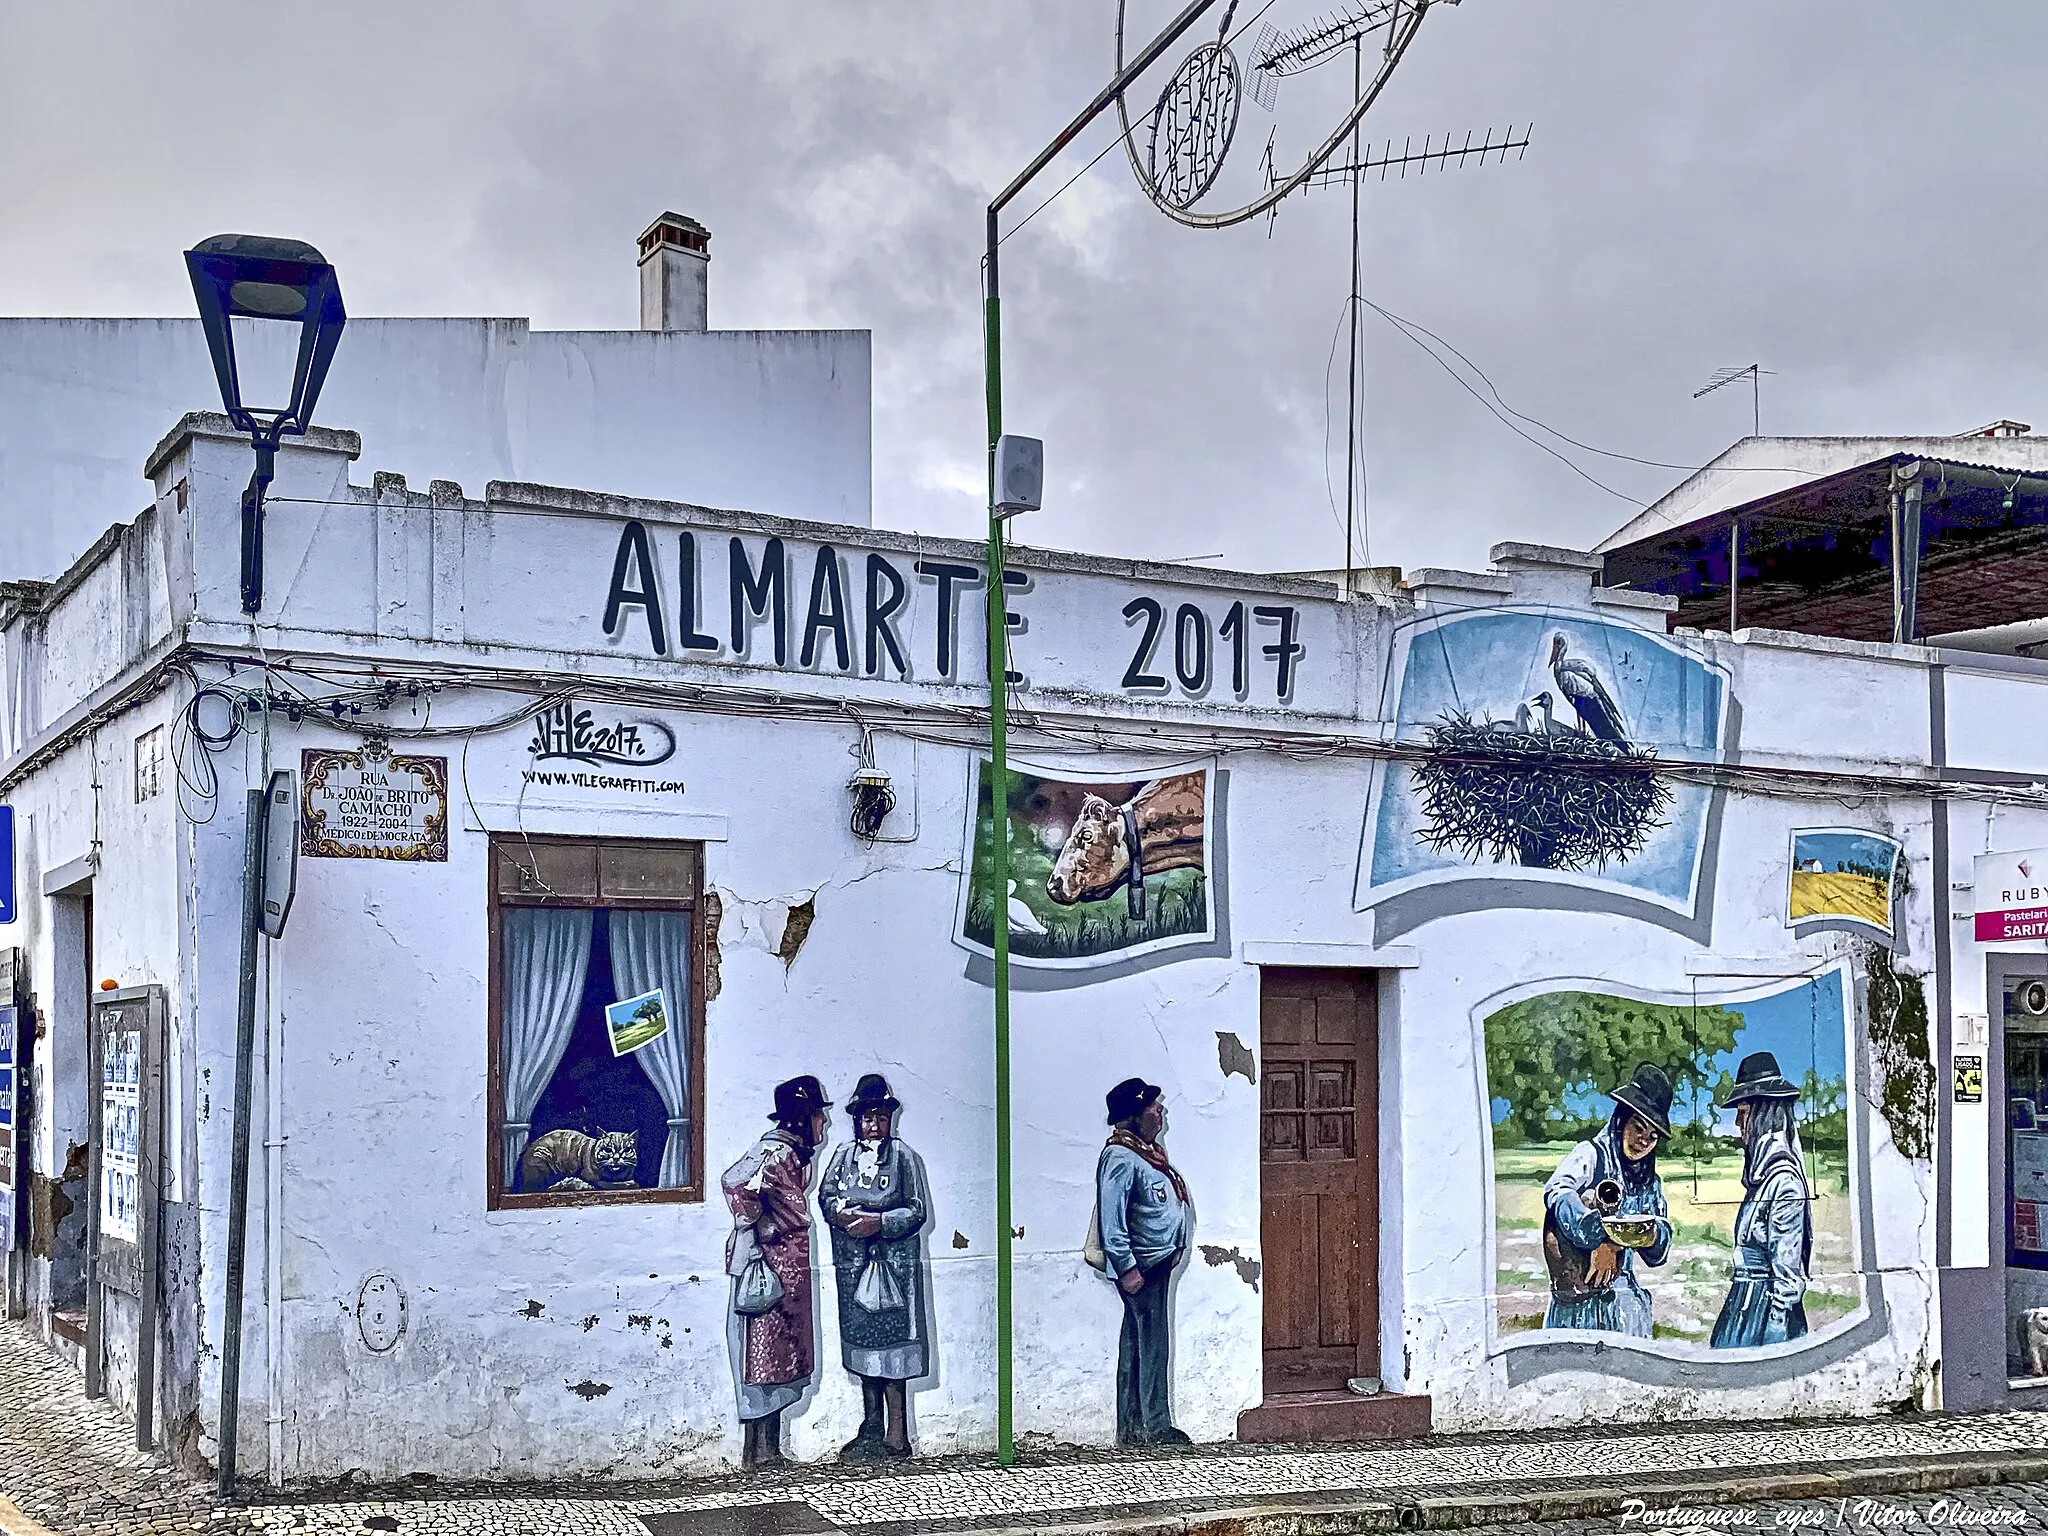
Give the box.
[1106,1077,1162,1126]
[847,1073,901,1119]
[1719,1051,1800,1108]
[772,1075,832,1124]
[1611,1063,1674,1139]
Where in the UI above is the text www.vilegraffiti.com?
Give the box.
[1620,1498,2028,1529]
[522,770,686,793]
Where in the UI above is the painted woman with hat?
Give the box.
[819,1073,933,1462]
[722,1074,832,1470]
[1539,1063,1674,1336]
[1710,1051,1813,1349]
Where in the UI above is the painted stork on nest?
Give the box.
[1548,634,1626,742]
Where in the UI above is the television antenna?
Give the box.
[1694,363,1772,437]
[1280,115,1530,589]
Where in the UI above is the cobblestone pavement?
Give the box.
[0,1320,213,1536]
[10,1319,2048,1536]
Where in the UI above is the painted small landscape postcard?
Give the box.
[605,988,670,1057]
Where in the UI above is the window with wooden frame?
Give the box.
[488,835,706,1208]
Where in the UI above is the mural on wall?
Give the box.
[1484,966,1859,1354]
[1788,828,1901,938]
[956,759,1216,969]
[722,1074,832,1472]
[819,1075,933,1463]
[1086,1077,1193,1448]
[1359,609,1728,917]
[503,906,694,1194]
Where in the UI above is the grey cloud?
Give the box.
[5,1,2046,577]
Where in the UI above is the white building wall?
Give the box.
[0,415,1994,1479]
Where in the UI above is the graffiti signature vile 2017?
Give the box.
[956,759,1216,970]
[1358,608,1728,918]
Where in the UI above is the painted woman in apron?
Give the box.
[1710,1052,1813,1348]
[722,1074,831,1470]
[1540,1064,1674,1336]
[819,1074,933,1462]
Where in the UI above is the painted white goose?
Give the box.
[1007,879,1048,936]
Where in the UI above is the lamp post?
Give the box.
[981,0,1217,1467]
[184,235,347,614]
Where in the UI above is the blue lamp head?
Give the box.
[183,234,347,441]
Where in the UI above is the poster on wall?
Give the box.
[100,1028,140,1246]
[301,743,450,862]
[1787,828,1901,937]
[1481,964,1859,1355]
[955,758,1215,970]
[1358,608,1728,918]
[0,1009,14,1254]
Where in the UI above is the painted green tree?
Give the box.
[1484,992,1745,1142]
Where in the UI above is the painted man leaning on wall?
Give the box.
[1094,1077,1192,1448]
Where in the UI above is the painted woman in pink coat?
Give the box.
[723,1074,831,1469]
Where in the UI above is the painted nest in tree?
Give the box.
[1411,713,1672,872]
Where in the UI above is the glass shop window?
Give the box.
[488,836,705,1208]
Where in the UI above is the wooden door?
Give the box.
[1260,968,1378,1394]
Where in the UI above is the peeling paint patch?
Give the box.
[567,1380,612,1400]
[951,1230,969,1250]
[580,1315,599,1333]
[27,1174,74,1260]
[777,898,815,968]
[627,1314,652,1331]
[1216,1031,1256,1085]
[518,1300,544,1319]
[1200,1243,1262,1292]
[702,890,723,1001]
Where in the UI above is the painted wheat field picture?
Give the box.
[1788,828,1900,937]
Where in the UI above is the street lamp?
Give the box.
[980,0,1218,1467]
[184,234,348,614]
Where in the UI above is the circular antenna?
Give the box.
[1116,0,1446,228]
[1146,43,1243,210]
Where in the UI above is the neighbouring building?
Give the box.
[5,363,2048,1483]
[0,212,873,585]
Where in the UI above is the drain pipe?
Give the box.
[263,943,285,1486]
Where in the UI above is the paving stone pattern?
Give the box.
[11,1319,2048,1536]
[0,1320,212,1535]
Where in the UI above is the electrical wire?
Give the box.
[15,636,2048,824]
[1362,299,1647,506]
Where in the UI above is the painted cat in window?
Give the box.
[520,1129,639,1192]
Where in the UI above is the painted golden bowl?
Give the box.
[1601,1215,1661,1250]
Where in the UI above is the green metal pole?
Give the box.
[984,206,1016,1469]
[974,3,1216,1468]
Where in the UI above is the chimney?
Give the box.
[637,212,710,332]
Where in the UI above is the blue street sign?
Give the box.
[0,806,12,924]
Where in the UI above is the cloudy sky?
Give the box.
[5,1,2043,577]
